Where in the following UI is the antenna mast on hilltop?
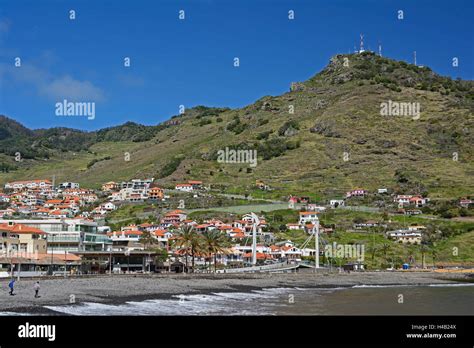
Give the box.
[359,34,365,53]
[413,51,417,66]
[378,41,382,57]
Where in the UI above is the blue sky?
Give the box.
[0,0,472,130]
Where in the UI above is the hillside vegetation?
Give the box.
[1,52,473,198]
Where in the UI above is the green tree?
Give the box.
[139,230,157,250]
[201,230,230,273]
[431,248,438,269]
[381,243,391,262]
[189,228,203,273]
[175,225,196,273]
[419,244,430,269]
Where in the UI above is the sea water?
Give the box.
[33,284,474,316]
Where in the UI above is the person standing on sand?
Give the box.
[8,278,15,295]
[34,281,40,298]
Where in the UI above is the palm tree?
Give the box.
[419,244,429,269]
[175,225,195,273]
[431,248,438,269]
[189,232,202,273]
[381,243,391,262]
[139,230,157,250]
[368,244,378,262]
[201,230,229,273]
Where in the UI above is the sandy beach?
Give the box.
[1,270,472,314]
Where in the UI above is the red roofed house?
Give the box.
[148,187,164,200]
[243,252,272,264]
[0,222,47,254]
[187,180,203,190]
[460,198,473,208]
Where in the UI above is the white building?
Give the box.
[0,218,111,253]
[119,178,154,190]
[59,182,80,189]
[299,212,318,225]
[175,184,193,192]
[387,230,422,244]
[5,180,53,191]
[330,199,345,208]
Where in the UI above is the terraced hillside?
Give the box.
[1,52,473,199]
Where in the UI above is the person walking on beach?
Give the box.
[8,278,15,296]
[34,281,40,298]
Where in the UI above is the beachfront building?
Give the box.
[0,223,20,252]
[71,250,159,274]
[0,222,48,254]
[0,219,112,253]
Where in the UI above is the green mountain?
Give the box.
[1,52,473,200]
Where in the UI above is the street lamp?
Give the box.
[124,249,130,273]
[50,234,54,276]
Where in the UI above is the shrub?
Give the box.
[256,130,272,140]
[278,120,300,136]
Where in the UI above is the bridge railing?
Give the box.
[216,261,298,273]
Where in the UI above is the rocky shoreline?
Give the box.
[0,271,472,314]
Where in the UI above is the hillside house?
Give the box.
[175,184,193,192]
[286,223,302,230]
[346,189,367,198]
[148,187,164,200]
[187,180,203,190]
[299,211,318,225]
[59,182,80,190]
[5,180,53,192]
[330,199,345,208]
[256,180,270,191]
[387,230,422,244]
[102,182,118,192]
[394,195,428,207]
[460,198,473,208]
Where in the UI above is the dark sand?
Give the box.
[1,271,471,314]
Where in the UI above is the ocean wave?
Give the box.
[44,290,283,316]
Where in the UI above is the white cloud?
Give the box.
[1,61,105,102]
[40,75,105,101]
